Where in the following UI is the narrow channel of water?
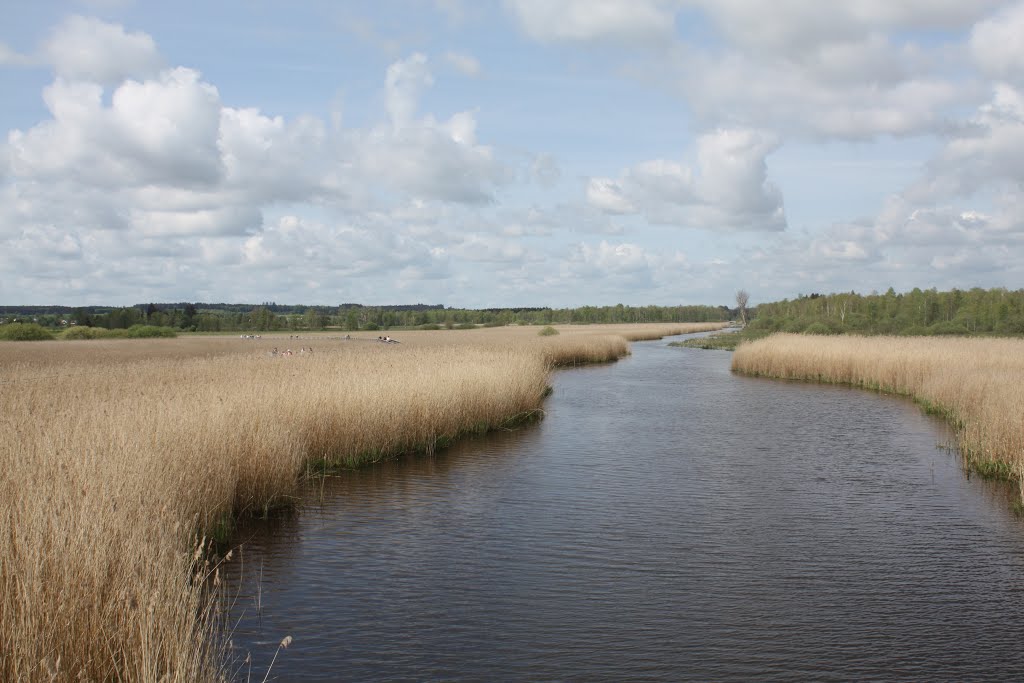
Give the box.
[225,335,1024,681]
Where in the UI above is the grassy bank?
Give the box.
[669,327,760,350]
[732,334,1024,492]
[0,323,716,681]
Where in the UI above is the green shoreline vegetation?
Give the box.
[671,286,1024,351]
[0,323,724,681]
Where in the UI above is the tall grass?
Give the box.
[1,322,719,681]
[732,334,1024,490]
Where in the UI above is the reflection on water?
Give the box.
[225,337,1024,681]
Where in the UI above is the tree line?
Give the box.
[6,287,1023,336]
[748,287,1024,336]
[0,302,732,332]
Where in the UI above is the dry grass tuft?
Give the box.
[732,333,1024,490]
[0,322,724,681]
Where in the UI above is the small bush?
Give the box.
[455,323,477,330]
[419,323,442,330]
[363,322,380,331]
[0,323,54,341]
[60,326,102,340]
[538,326,559,336]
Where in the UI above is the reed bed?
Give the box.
[732,334,1024,489]
[1,322,717,681]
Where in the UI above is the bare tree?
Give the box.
[735,289,750,325]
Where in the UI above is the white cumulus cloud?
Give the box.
[43,15,163,84]
[505,0,676,45]
[587,128,785,231]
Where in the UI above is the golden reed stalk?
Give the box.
[0,323,723,681]
[732,333,1024,489]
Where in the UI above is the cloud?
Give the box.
[505,0,676,45]
[586,178,635,214]
[909,83,1024,200]
[6,31,508,234]
[971,2,1024,83]
[529,153,561,187]
[434,0,469,25]
[690,0,1003,56]
[360,53,507,203]
[452,234,535,263]
[0,42,37,67]
[219,107,329,202]
[669,40,967,139]
[8,67,223,188]
[444,51,482,77]
[587,128,786,231]
[1,18,517,305]
[660,3,1005,140]
[43,15,162,84]
[385,53,434,129]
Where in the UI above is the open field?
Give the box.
[0,323,723,682]
[732,334,1024,487]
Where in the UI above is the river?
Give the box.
[225,334,1024,681]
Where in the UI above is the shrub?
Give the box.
[780,317,809,333]
[60,326,102,340]
[419,323,442,330]
[61,326,176,340]
[363,322,380,331]
[0,323,54,341]
[538,326,559,336]
[746,317,782,333]
[455,323,477,330]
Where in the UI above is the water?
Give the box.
[225,336,1024,681]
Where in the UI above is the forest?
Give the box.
[749,287,1024,336]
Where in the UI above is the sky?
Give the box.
[2,0,1024,308]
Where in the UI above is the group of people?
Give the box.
[376,335,399,343]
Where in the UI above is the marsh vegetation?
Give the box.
[732,334,1024,491]
[0,323,724,682]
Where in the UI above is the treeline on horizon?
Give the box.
[0,301,732,332]
[749,287,1024,336]
[3,286,1023,336]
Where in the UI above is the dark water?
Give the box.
[225,336,1024,681]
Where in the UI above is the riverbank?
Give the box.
[732,334,1024,492]
[0,323,723,682]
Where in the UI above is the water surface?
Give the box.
[226,336,1024,681]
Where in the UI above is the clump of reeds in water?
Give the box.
[732,333,1024,494]
[1,344,549,680]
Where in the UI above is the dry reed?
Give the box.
[1,322,721,681]
[732,333,1024,490]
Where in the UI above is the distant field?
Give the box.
[0,322,724,682]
